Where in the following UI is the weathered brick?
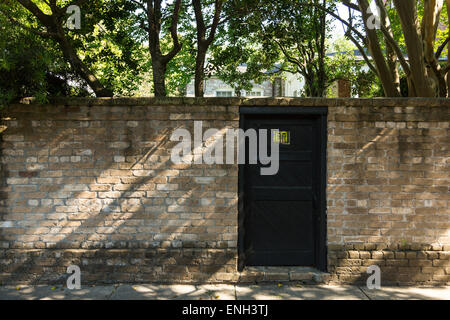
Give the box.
[0,98,448,285]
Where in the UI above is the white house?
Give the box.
[185,65,305,98]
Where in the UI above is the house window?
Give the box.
[216,91,233,97]
[245,88,264,97]
[246,90,263,97]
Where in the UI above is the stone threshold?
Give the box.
[238,266,331,284]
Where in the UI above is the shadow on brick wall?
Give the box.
[326,104,449,285]
[0,108,238,285]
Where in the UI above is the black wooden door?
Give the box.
[241,113,325,268]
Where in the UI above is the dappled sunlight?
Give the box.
[327,120,449,246]
[1,100,448,287]
[355,128,395,157]
[2,283,450,300]
[0,106,239,285]
[326,105,449,285]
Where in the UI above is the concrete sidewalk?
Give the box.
[1,284,450,300]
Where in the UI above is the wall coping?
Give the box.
[13,97,450,108]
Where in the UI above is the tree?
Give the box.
[1,0,146,98]
[271,0,330,97]
[0,1,87,106]
[191,0,223,97]
[164,33,196,95]
[0,0,114,97]
[336,0,450,97]
[326,37,384,97]
[131,0,184,97]
[79,1,147,96]
[208,5,281,97]
[209,45,278,96]
[222,0,333,97]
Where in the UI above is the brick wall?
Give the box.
[0,97,449,285]
[327,99,449,284]
[0,99,239,284]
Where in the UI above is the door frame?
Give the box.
[238,106,328,272]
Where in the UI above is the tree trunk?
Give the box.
[376,0,400,93]
[304,75,313,97]
[317,0,327,97]
[422,0,445,96]
[393,0,435,97]
[386,48,400,93]
[152,57,167,97]
[407,75,418,97]
[145,0,183,97]
[358,0,400,97]
[192,0,223,97]
[194,46,207,97]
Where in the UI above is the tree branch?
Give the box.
[129,0,147,11]
[379,24,411,76]
[0,7,57,38]
[16,0,51,23]
[341,0,360,11]
[436,36,450,59]
[163,0,183,61]
[206,0,223,44]
[346,31,378,75]
[192,0,206,40]
[339,8,377,74]
[273,39,306,75]
[297,2,367,44]
[359,0,400,96]
[442,64,450,74]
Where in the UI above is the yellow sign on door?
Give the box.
[273,130,291,145]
